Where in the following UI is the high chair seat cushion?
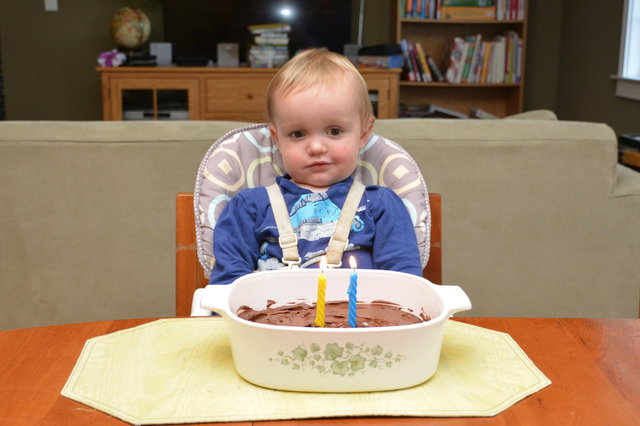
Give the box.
[194,123,431,278]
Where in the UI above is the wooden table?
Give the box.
[1,318,638,425]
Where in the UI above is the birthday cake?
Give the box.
[236,300,429,328]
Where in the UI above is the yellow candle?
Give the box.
[315,256,327,327]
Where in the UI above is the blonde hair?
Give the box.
[265,49,374,124]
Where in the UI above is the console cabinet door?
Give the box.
[104,77,200,120]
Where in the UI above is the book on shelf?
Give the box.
[399,39,416,81]
[445,36,465,83]
[414,42,433,82]
[470,108,498,119]
[442,0,495,5]
[455,40,470,82]
[462,34,482,83]
[400,0,525,21]
[357,55,404,69]
[443,31,521,84]
[400,103,469,119]
[400,39,445,82]
[427,56,445,81]
[442,6,496,21]
[496,0,525,21]
[253,34,289,45]
[408,41,424,81]
[401,0,442,19]
[248,23,291,34]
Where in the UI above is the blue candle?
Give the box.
[348,256,358,328]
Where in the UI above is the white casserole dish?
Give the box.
[200,268,471,392]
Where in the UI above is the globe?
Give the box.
[111,7,151,50]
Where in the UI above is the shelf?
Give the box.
[394,0,528,118]
[400,82,520,88]
[401,19,525,24]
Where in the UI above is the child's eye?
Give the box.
[328,128,342,136]
[290,130,305,138]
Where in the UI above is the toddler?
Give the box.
[210,49,421,284]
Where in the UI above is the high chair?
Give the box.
[175,123,442,316]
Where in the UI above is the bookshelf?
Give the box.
[393,1,528,118]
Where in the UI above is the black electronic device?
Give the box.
[162,0,353,65]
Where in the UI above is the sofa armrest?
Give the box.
[614,164,640,196]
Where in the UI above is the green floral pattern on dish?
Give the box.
[269,342,406,376]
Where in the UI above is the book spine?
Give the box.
[456,41,469,83]
[516,38,523,82]
[427,56,445,81]
[460,36,476,83]
[480,41,492,83]
[415,42,433,82]
[400,39,416,82]
[445,36,464,83]
[408,41,424,81]
[467,34,482,83]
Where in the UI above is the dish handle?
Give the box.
[199,284,234,316]
[437,285,472,316]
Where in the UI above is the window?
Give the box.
[616,0,640,101]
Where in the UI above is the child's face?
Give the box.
[270,78,372,192]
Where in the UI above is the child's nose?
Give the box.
[307,137,328,155]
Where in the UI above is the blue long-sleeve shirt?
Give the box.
[209,176,422,284]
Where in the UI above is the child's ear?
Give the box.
[359,116,375,148]
[269,124,279,145]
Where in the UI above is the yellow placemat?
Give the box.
[62,318,550,425]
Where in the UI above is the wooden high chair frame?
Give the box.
[175,192,442,316]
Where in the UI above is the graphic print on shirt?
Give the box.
[289,193,364,242]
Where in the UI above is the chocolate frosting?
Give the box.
[236,300,429,328]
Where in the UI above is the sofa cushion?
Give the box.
[504,109,558,120]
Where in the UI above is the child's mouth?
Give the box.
[307,161,331,170]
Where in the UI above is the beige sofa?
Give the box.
[1,113,639,330]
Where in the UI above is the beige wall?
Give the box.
[1,0,640,133]
[523,0,564,112]
[555,0,640,133]
[0,0,163,120]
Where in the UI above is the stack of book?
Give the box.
[399,39,445,82]
[356,44,404,69]
[444,31,522,84]
[357,55,404,69]
[399,0,525,21]
[125,51,157,67]
[247,23,290,68]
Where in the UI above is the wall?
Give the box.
[1,0,640,133]
[555,0,640,133]
[523,0,564,112]
[0,0,163,120]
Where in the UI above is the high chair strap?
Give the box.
[266,184,301,267]
[265,180,366,269]
[325,179,365,267]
